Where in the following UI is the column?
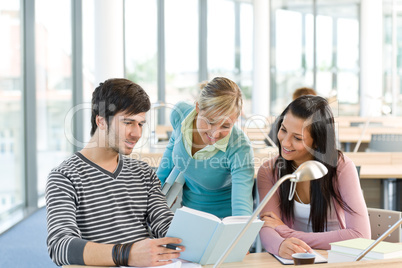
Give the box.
[360,0,383,116]
[94,0,124,83]
[252,0,270,118]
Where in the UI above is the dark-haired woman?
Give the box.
[257,95,370,259]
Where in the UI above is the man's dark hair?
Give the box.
[90,78,151,136]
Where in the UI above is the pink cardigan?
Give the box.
[257,154,371,255]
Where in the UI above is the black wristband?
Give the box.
[112,243,133,266]
[122,243,134,266]
[112,243,122,266]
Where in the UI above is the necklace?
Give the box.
[291,162,298,171]
[295,190,305,204]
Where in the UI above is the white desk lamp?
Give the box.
[213,160,328,268]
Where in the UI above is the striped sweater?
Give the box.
[46,152,173,266]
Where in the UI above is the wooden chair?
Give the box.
[367,207,401,242]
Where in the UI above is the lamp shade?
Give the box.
[294,160,328,182]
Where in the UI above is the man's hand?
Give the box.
[128,237,185,267]
[278,237,312,259]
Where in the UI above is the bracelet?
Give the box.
[112,243,134,266]
[112,243,121,266]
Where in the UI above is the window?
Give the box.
[0,0,24,220]
[35,0,73,199]
[383,0,402,115]
[207,0,253,114]
[125,0,158,103]
[270,0,360,116]
[165,0,199,106]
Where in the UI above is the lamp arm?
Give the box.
[213,174,296,268]
[354,217,402,261]
[353,116,371,153]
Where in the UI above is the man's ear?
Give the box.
[96,115,107,130]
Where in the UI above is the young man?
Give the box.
[46,78,183,267]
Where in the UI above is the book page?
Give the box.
[201,219,264,265]
[179,206,220,222]
[221,216,251,224]
[166,207,221,263]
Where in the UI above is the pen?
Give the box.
[162,244,181,251]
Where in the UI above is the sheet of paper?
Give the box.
[121,258,202,268]
[272,250,327,265]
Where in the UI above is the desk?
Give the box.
[155,117,402,144]
[205,252,402,268]
[338,126,402,152]
[62,251,402,268]
[359,165,401,211]
[335,116,402,127]
[345,152,402,210]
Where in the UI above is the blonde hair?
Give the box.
[197,77,243,119]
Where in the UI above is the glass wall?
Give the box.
[123,0,253,146]
[165,0,199,105]
[239,2,254,114]
[207,0,253,114]
[271,8,305,114]
[35,0,73,200]
[383,0,402,116]
[3,0,402,234]
[0,1,24,223]
[270,0,360,116]
[82,0,96,142]
[125,0,158,103]
[208,0,236,80]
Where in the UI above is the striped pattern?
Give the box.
[46,153,173,266]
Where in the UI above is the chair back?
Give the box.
[367,207,402,242]
[368,134,402,152]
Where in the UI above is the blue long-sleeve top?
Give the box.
[156,102,254,218]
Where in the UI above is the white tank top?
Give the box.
[293,200,340,232]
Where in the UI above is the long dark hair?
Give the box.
[273,95,354,232]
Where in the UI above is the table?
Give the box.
[337,126,402,152]
[63,250,402,268]
[335,116,402,128]
[345,152,402,210]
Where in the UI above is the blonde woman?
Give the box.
[157,77,254,218]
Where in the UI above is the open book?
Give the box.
[166,206,264,265]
